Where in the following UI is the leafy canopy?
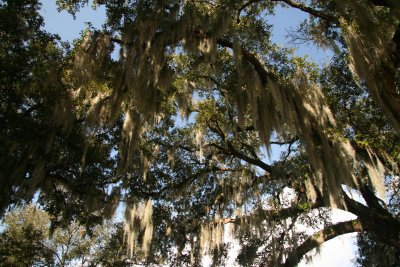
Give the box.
[1,0,400,266]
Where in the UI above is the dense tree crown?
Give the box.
[1,0,400,266]
[0,204,127,267]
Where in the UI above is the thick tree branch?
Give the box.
[274,0,339,24]
[240,141,261,159]
[217,38,270,86]
[282,219,362,267]
[370,0,400,8]
[237,0,339,24]
[211,201,323,226]
[359,184,390,215]
[343,190,400,248]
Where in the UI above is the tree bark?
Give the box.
[343,187,400,248]
[281,219,363,267]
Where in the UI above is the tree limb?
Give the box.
[281,219,362,267]
[208,142,272,172]
[270,137,299,145]
[210,201,323,226]
[217,38,270,86]
[370,0,400,9]
[343,188,400,248]
[274,0,339,24]
[282,141,294,161]
[237,0,339,24]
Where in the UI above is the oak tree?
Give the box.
[1,0,400,265]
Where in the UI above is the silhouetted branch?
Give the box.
[282,219,362,267]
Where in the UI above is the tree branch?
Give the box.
[217,38,270,86]
[270,136,299,145]
[282,141,294,161]
[23,104,43,117]
[370,0,400,8]
[210,201,323,226]
[237,0,339,24]
[35,239,63,265]
[274,0,339,24]
[208,141,272,173]
[342,188,400,248]
[204,118,273,172]
[281,219,362,267]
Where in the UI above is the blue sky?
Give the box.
[40,0,332,63]
[268,4,333,65]
[40,0,106,41]
[39,1,355,266]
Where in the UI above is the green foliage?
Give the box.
[0,205,124,267]
[0,205,54,266]
[355,232,400,267]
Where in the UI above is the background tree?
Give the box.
[90,222,133,267]
[0,204,120,267]
[0,205,55,266]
